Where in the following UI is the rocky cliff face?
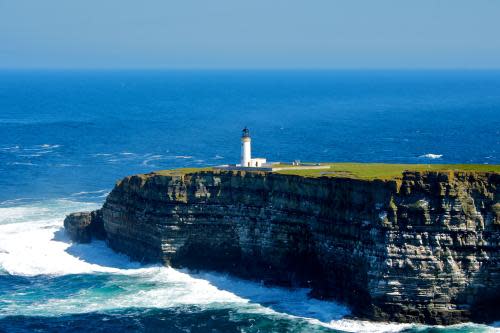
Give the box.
[66,170,500,325]
[64,210,105,243]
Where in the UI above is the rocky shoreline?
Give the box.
[65,169,500,325]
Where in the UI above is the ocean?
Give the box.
[0,70,499,332]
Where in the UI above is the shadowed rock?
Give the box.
[64,210,106,243]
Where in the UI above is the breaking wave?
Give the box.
[419,153,443,159]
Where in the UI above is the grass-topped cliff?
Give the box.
[66,162,500,324]
[149,163,500,180]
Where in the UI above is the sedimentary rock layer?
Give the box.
[66,170,500,324]
[64,210,105,243]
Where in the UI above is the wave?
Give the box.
[0,199,96,227]
[141,154,165,166]
[0,198,36,206]
[18,153,43,157]
[68,190,110,200]
[54,163,81,167]
[419,153,443,159]
[8,162,37,166]
[71,190,109,196]
[322,319,500,333]
[89,152,198,168]
[39,144,61,149]
[0,145,20,151]
[1,144,60,161]
[0,200,351,325]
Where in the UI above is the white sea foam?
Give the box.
[141,154,165,166]
[0,145,20,151]
[419,153,443,159]
[71,190,109,196]
[0,199,350,326]
[0,198,36,206]
[8,162,37,166]
[18,154,43,157]
[320,319,413,332]
[39,144,61,149]
[0,199,498,332]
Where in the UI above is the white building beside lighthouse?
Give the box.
[240,127,267,167]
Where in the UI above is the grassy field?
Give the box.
[274,163,500,180]
[151,167,213,176]
[150,163,499,181]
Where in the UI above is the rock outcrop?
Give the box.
[66,169,500,325]
[64,210,106,243]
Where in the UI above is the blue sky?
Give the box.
[1,0,499,69]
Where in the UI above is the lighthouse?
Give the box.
[214,128,328,171]
[239,127,267,167]
[241,127,251,167]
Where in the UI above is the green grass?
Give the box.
[150,167,213,176]
[274,163,500,180]
[149,163,499,181]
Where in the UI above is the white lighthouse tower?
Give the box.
[241,127,252,167]
[239,127,267,167]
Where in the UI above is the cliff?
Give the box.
[65,169,500,325]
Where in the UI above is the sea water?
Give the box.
[0,70,499,332]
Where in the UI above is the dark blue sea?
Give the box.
[0,70,499,332]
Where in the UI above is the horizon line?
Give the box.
[2,67,500,71]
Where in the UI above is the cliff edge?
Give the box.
[65,168,500,325]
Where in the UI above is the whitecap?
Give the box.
[141,154,163,166]
[0,145,21,152]
[35,150,54,154]
[39,144,61,149]
[0,198,36,206]
[18,154,43,157]
[55,164,81,167]
[175,155,193,159]
[141,154,177,166]
[8,162,37,166]
[71,190,109,196]
[419,153,443,159]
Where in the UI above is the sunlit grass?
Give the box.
[149,163,499,181]
[275,163,500,180]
